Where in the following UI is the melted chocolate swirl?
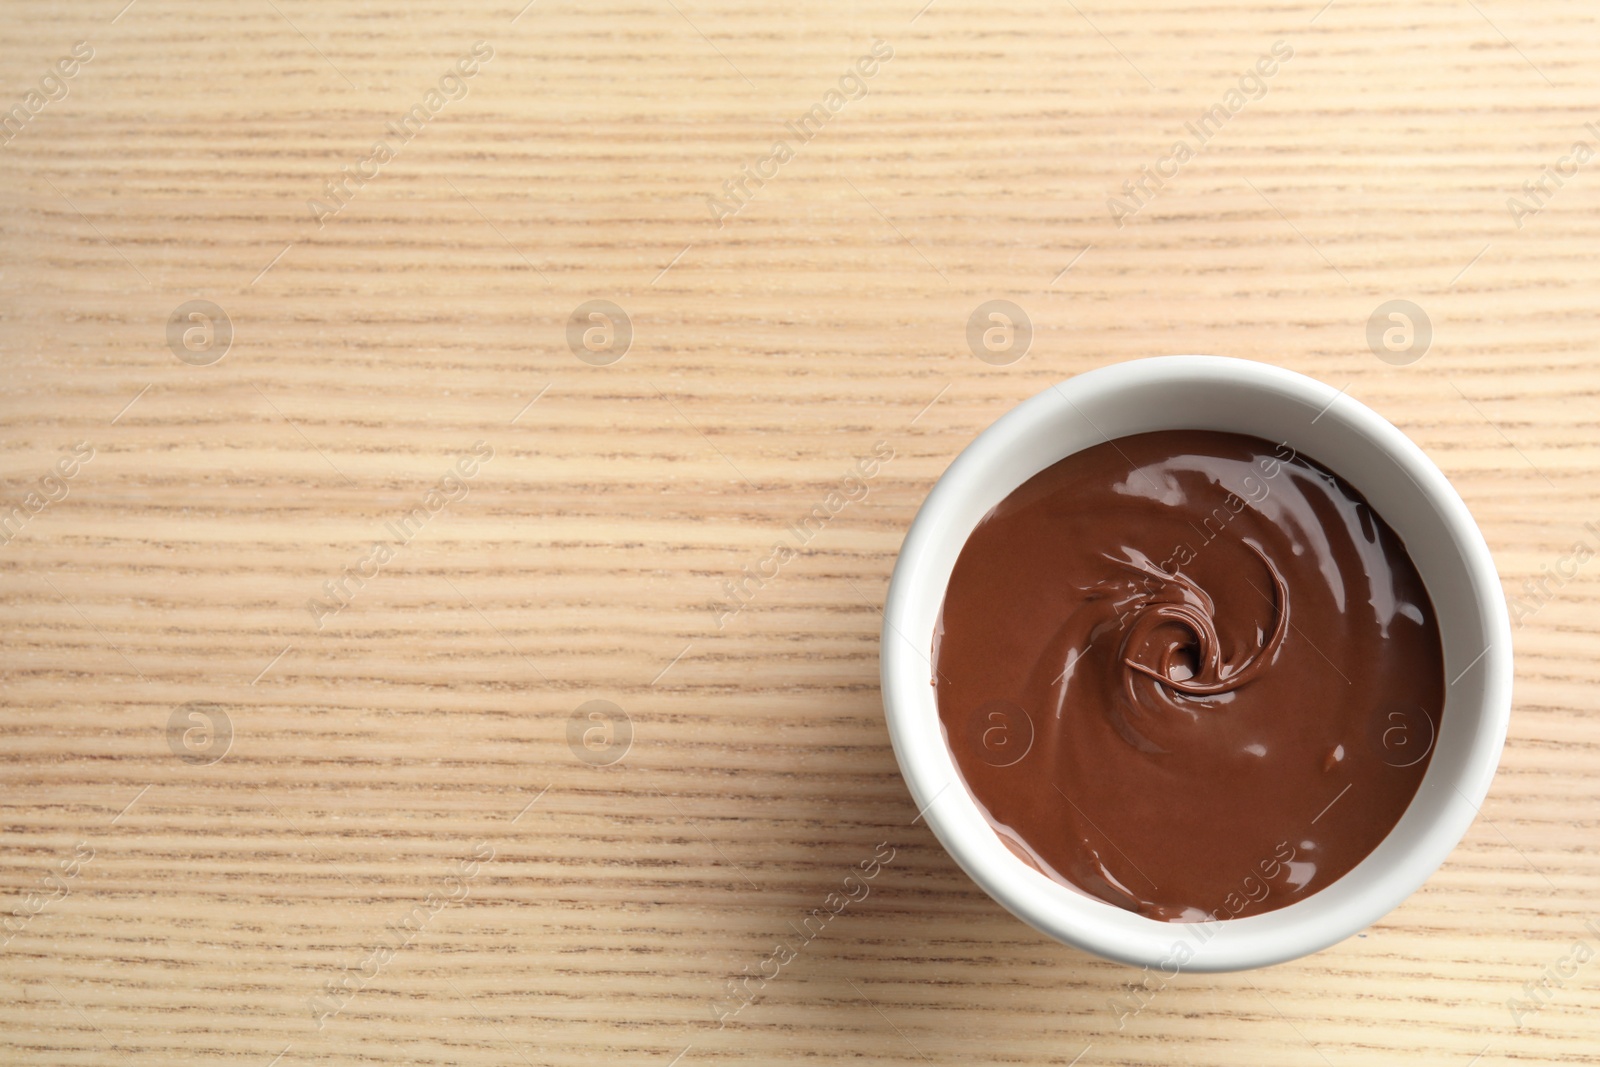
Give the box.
[935,431,1444,921]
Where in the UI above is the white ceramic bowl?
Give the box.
[881,355,1511,972]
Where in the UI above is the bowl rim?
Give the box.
[879,355,1512,972]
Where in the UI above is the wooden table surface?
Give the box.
[3,1,1598,1064]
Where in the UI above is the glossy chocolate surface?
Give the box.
[934,430,1444,921]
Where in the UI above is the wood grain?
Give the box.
[2,0,1597,1063]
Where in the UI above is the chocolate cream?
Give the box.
[933,430,1444,921]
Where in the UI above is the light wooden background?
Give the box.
[2,0,1597,1064]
